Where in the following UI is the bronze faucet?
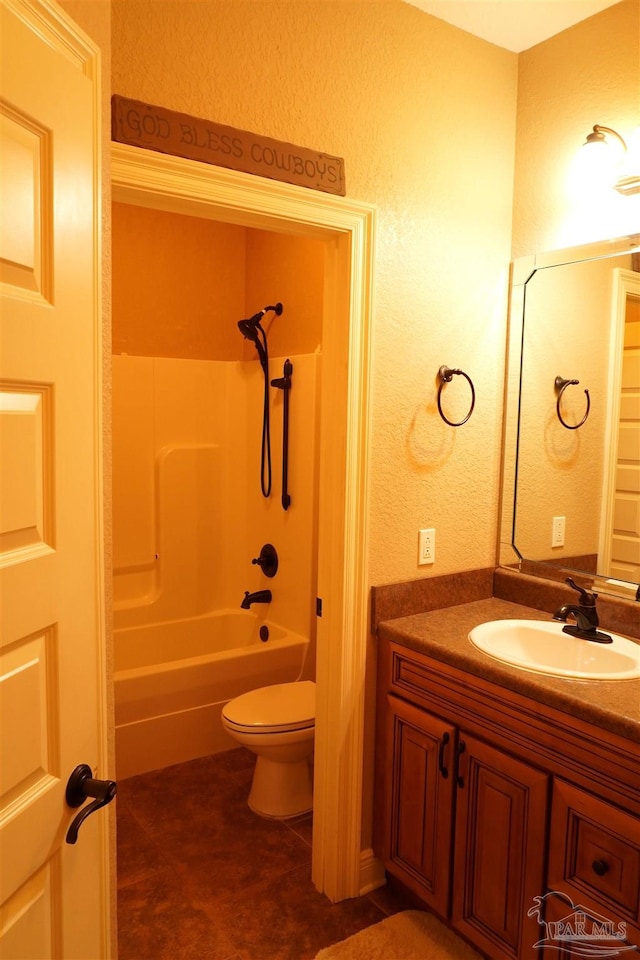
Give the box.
[553,578,612,644]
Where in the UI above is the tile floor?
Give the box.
[116,748,417,960]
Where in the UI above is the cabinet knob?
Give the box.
[592,859,610,877]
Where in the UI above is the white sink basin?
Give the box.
[469,620,640,680]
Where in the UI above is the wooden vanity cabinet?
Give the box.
[375,636,640,960]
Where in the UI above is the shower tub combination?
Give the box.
[114,610,309,778]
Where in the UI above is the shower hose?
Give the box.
[260,345,272,498]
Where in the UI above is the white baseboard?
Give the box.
[359,848,386,895]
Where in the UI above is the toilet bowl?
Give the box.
[221,680,315,820]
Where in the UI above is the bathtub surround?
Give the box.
[112,203,324,721]
[112,353,319,632]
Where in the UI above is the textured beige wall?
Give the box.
[513,0,640,259]
[111,0,518,586]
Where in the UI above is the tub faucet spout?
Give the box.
[241,589,272,609]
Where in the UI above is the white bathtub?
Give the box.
[114,610,309,778]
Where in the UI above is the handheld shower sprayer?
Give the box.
[237,303,282,370]
[236,302,284,498]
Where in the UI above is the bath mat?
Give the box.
[314,909,482,960]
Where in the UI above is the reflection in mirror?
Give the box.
[500,234,640,601]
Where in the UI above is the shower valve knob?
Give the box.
[251,543,278,578]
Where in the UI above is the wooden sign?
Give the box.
[112,95,346,196]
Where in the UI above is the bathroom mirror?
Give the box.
[499,233,640,601]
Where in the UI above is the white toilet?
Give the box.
[221,680,315,820]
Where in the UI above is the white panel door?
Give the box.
[0,1,110,957]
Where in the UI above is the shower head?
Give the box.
[237,318,261,340]
[238,317,267,369]
[239,323,267,369]
[237,303,282,369]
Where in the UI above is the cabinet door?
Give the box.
[384,694,455,914]
[453,732,548,960]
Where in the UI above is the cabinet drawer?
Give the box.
[549,780,640,928]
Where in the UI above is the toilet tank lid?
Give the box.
[223,680,315,728]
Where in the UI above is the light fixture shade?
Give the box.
[576,126,622,191]
[582,124,640,196]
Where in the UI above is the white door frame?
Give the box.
[111,143,378,901]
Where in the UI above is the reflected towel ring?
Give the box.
[437,365,476,427]
[555,375,590,430]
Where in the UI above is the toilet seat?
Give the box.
[222,680,315,734]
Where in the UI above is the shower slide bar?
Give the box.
[271,359,293,510]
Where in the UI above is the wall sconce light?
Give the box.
[583,124,640,195]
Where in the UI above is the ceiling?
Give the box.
[404,0,621,52]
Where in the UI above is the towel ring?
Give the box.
[437,365,475,427]
[555,375,590,430]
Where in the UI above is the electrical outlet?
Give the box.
[552,516,565,548]
[418,528,435,565]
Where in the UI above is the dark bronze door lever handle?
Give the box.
[65,763,117,844]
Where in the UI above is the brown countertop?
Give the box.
[378,597,640,743]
